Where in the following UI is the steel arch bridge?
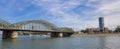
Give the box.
[0,19,73,32]
[0,19,10,27]
[0,19,74,39]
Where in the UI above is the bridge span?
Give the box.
[0,20,74,39]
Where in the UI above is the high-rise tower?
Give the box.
[99,17,104,32]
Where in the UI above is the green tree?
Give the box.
[114,26,120,33]
[81,29,89,33]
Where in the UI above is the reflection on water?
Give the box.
[0,35,120,49]
[1,39,18,49]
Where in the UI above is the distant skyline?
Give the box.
[0,0,120,31]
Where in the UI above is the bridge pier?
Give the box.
[2,30,18,39]
[59,33,63,37]
[63,33,73,37]
[51,32,59,37]
[50,32,72,37]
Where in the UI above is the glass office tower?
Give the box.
[99,17,104,31]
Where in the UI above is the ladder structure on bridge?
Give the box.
[0,19,74,39]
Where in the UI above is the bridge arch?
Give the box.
[11,20,58,30]
[0,19,10,27]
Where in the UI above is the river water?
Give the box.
[0,35,120,49]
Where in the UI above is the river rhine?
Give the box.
[0,35,120,49]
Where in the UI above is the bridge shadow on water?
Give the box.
[18,35,50,40]
[0,35,50,40]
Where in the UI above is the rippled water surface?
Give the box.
[0,35,120,49]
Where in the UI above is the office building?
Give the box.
[99,17,104,29]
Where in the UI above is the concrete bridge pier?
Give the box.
[50,32,63,37]
[59,33,63,37]
[2,30,18,39]
[51,32,59,37]
[63,33,73,37]
[50,32,72,37]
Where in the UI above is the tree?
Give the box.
[114,26,120,33]
[81,29,89,33]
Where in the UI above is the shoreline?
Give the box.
[72,33,120,36]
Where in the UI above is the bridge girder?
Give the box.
[0,20,74,32]
[11,20,58,30]
[0,19,10,27]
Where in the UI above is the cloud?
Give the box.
[32,0,85,30]
[0,0,120,31]
[32,0,120,31]
[104,13,120,30]
[96,0,120,15]
[95,0,120,30]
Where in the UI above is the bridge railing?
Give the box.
[0,26,53,31]
[0,26,74,33]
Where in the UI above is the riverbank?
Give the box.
[72,33,120,36]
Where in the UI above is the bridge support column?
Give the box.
[59,33,63,37]
[51,32,63,37]
[2,30,18,39]
[63,33,73,37]
[50,32,59,37]
[50,32,73,37]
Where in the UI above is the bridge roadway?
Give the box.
[0,28,74,39]
[0,28,74,33]
[0,20,74,39]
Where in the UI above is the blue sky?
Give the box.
[0,0,120,30]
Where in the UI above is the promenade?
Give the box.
[72,33,120,36]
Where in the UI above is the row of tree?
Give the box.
[114,26,120,32]
[81,26,120,33]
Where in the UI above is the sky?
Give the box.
[0,0,120,31]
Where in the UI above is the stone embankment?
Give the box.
[72,33,120,36]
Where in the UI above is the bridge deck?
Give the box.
[0,28,74,33]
